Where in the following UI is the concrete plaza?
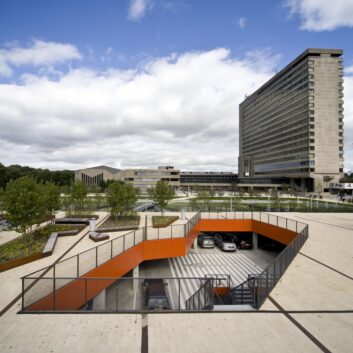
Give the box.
[0,212,352,353]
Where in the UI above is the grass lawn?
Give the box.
[99,215,140,228]
[0,224,84,264]
[152,216,179,228]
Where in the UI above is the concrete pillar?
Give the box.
[92,289,106,311]
[89,218,96,232]
[193,237,198,250]
[181,208,185,220]
[133,265,139,292]
[252,232,258,249]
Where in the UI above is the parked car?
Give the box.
[214,233,236,252]
[142,279,171,310]
[235,239,253,250]
[260,241,283,252]
[197,233,215,248]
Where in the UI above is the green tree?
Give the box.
[148,181,175,215]
[69,181,88,215]
[2,177,43,237]
[107,181,138,218]
[270,188,280,210]
[197,192,211,211]
[39,182,61,217]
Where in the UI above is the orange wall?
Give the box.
[27,219,297,311]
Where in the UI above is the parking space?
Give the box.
[168,247,263,308]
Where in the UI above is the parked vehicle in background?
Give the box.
[197,233,215,248]
[260,240,284,252]
[214,233,236,252]
[235,239,252,250]
[142,279,171,310]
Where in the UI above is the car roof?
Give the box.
[145,279,166,296]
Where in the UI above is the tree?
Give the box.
[340,171,353,183]
[69,181,88,215]
[230,182,239,194]
[39,182,61,217]
[270,188,280,210]
[197,192,211,211]
[148,181,175,215]
[107,181,138,218]
[2,177,43,238]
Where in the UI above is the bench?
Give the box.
[54,218,90,225]
[89,232,110,242]
[42,229,81,256]
[96,225,139,232]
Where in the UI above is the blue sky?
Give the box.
[0,0,353,171]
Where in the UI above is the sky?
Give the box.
[0,0,353,172]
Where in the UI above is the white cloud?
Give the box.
[1,47,351,173]
[0,40,82,77]
[238,17,246,29]
[0,48,275,171]
[128,0,152,21]
[285,0,353,31]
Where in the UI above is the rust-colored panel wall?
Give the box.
[195,219,253,233]
[27,218,297,311]
[252,220,297,245]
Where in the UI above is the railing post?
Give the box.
[179,278,181,310]
[123,235,126,251]
[96,247,98,267]
[84,278,87,310]
[134,230,136,245]
[53,277,56,311]
[111,240,113,258]
[77,254,79,277]
[21,278,24,311]
[296,221,298,233]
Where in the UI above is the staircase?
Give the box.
[231,286,255,305]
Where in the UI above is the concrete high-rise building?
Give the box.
[238,48,344,192]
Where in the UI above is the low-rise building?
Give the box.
[75,165,180,194]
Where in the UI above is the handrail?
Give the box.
[21,211,308,312]
[185,277,214,310]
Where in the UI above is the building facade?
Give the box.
[75,165,180,194]
[180,171,237,192]
[238,48,344,192]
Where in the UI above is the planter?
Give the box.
[0,253,43,272]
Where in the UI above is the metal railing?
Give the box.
[21,212,201,311]
[185,278,214,311]
[21,211,307,312]
[253,224,308,308]
[229,222,308,308]
[22,276,217,312]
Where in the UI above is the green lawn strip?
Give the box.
[152,216,179,228]
[0,224,84,264]
[64,214,99,219]
[98,216,140,228]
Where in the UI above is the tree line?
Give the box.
[0,163,74,189]
[0,177,175,237]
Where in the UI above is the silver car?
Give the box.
[214,233,236,252]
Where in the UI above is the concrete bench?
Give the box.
[54,218,89,225]
[89,232,110,242]
[96,225,139,232]
[42,232,59,256]
[42,229,81,256]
